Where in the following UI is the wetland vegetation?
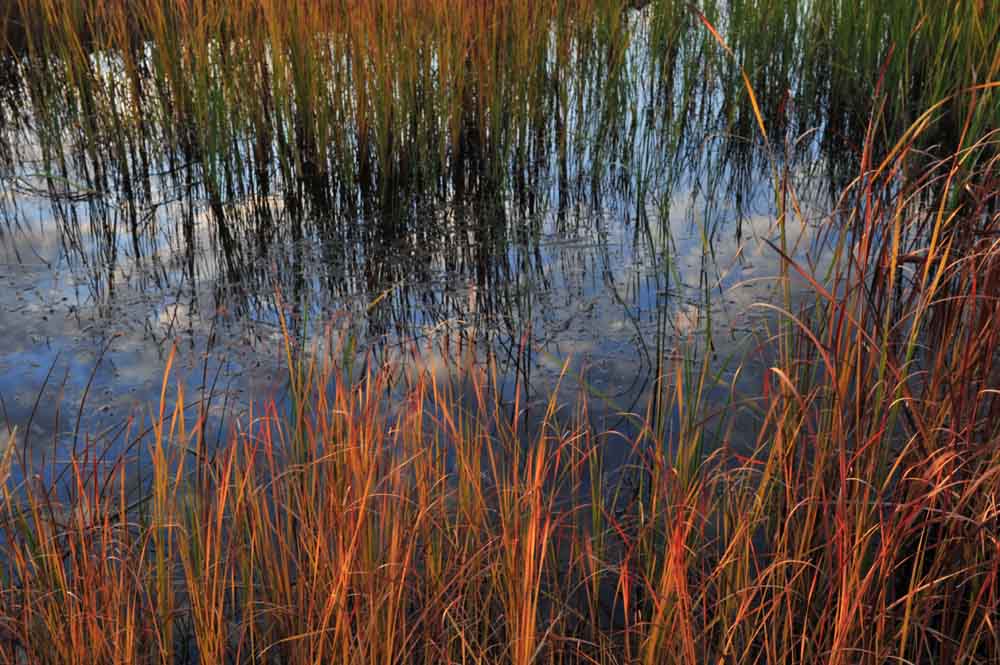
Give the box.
[0,0,998,663]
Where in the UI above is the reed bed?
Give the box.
[2,0,996,313]
[1,1,999,664]
[1,117,999,663]
[3,0,997,210]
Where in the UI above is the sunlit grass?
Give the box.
[1,121,998,661]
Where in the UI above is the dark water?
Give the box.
[0,10,844,469]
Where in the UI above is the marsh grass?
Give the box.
[0,112,998,663]
[2,0,996,328]
[5,1,996,214]
[1,2,1000,663]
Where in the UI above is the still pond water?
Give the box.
[0,8,842,468]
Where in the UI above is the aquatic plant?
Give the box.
[1,107,998,662]
[0,2,998,663]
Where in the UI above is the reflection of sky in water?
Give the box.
[0,160,836,469]
[0,11,842,469]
